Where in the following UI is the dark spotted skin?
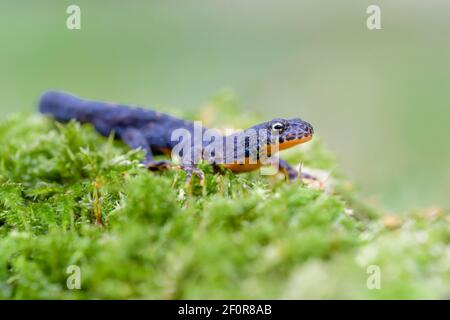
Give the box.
[39,91,314,182]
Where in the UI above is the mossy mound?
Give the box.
[0,96,448,299]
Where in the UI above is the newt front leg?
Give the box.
[278,159,299,181]
[278,159,318,182]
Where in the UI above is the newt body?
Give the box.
[39,91,314,182]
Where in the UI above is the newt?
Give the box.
[38,91,314,183]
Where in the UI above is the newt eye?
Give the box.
[271,122,284,132]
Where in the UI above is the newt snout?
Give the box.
[263,118,314,150]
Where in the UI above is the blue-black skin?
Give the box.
[38,91,314,181]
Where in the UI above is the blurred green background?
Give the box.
[1,0,449,211]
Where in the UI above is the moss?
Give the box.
[0,96,448,299]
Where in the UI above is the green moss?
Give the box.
[0,98,448,299]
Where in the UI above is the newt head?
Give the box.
[257,118,314,152]
[222,118,314,171]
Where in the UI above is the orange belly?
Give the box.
[222,162,262,173]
